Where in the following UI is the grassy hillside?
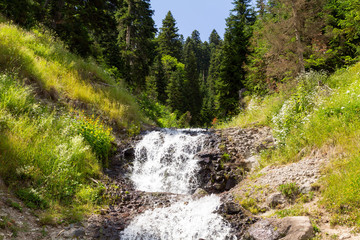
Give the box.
[0,18,144,222]
[222,64,360,226]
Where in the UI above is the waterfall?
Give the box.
[130,129,208,194]
[120,195,234,240]
[121,129,235,240]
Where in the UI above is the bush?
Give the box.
[278,182,300,199]
[75,112,114,167]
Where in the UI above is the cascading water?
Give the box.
[120,195,234,240]
[121,129,235,240]
[130,129,207,194]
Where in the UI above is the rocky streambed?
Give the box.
[41,127,319,239]
[65,127,277,240]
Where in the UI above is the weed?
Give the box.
[5,199,23,212]
[238,197,263,214]
[75,112,114,167]
[275,205,310,218]
[278,182,300,199]
[16,188,48,209]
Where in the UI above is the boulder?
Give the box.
[245,216,314,240]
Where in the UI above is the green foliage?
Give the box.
[157,11,183,60]
[272,71,327,143]
[137,92,180,128]
[116,0,156,86]
[275,204,310,218]
[0,73,103,220]
[217,0,255,117]
[16,188,48,210]
[278,182,300,199]
[5,199,23,212]
[0,22,143,127]
[239,197,262,214]
[75,112,114,167]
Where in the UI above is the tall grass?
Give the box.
[0,73,109,221]
[0,21,143,127]
[224,64,360,226]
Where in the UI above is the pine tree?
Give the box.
[209,29,222,49]
[217,0,255,116]
[116,0,156,87]
[183,37,202,124]
[157,11,183,60]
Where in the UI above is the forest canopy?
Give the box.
[1,0,359,126]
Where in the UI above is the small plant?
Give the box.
[278,182,300,199]
[5,199,22,212]
[75,112,114,167]
[0,216,18,237]
[239,197,264,214]
[16,188,48,209]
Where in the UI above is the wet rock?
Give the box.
[123,148,135,160]
[224,202,243,215]
[193,188,208,198]
[225,176,237,190]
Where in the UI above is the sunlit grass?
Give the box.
[224,62,360,226]
[0,22,143,127]
[0,73,107,222]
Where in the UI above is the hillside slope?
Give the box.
[0,17,145,230]
[223,64,360,237]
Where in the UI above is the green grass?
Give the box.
[0,20,144,128]
[0,73,109,222]
[224,64,360,226]
[0,18,147,222]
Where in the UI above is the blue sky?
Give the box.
[150,0,236,42]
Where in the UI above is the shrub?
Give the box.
[75,112,114,167]
[278,182,300,199]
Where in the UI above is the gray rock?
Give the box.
[192,188,208,198]
[278,216,314,240]
[225,202,243,214]
[245,219,281,240]
[267,193,285,208]
[245,216,314,240]
[62,227,86,239]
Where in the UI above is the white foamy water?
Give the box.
[130,129,207,194]
[120,195,235,240]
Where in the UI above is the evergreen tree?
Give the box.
[157,11,183,60]
[209,29,222,49]
[183,37,202,124]
[218,0,255,116]
[116,0,156,87]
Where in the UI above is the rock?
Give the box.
[225,176,237,190]
[245,219,281,240]
[245,217,314,240]
[300,183,312,194]
[267,193,285,208]
[123,148,135,161]
[224,202,243,215]
[242,156,260,171]
[277,216,314,240]
[73,228,86,238]
[192,188,208,198]
[339,233,351,240]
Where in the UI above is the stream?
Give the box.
[119,129,236,240]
